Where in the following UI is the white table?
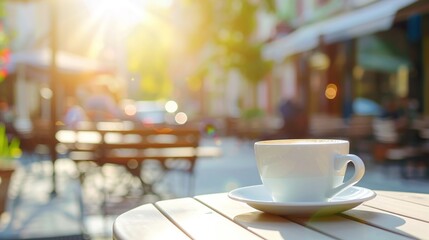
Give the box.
[113,190,429,239]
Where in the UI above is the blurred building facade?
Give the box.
[262,0,428,121]
[2,0,118,133]
[2,0,429,135]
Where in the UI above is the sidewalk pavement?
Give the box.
[0,137,428,239]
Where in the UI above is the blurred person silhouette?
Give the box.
[278,98,309,139]
[381,97,410,130]
[380,96,422,145]
[380,96,406,141]
[380,96,401,120]
[84,78,123,122]
[396,97,420,145]
[63,96,88,129]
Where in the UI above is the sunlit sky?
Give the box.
[75,0,175,60]
[4,0,177,60]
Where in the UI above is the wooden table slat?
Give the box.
[196,194,415,240]
[155,197,262,240]
[344,205,429,239]
[196,193,335,240]
[114,191,429,240]
[377,191,429,206]
[113,204,190,240]
[363,195,429,222]
[289,214,410,240]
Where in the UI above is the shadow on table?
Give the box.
[233,210,412,239]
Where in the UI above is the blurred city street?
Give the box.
[2,0,429,239]
[0,136,428,239]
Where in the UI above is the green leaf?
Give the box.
[0,123,21,159]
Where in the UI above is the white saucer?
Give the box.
[228,185,376,216]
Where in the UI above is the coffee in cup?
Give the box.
[254,139,365,202]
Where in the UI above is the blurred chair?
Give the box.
[309,114,346,138]
[372,118,421,178]
[346,115,374,154]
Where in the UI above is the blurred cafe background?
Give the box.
[1,0,429,239]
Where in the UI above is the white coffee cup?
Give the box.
[254,139,365,202]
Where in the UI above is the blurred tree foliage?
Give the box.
[126,0,276,100]
[126,4,175,101]
[179,0,275,85]
[127,22,173,100]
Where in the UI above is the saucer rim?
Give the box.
[228,185,376,207]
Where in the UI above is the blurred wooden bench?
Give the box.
[57,126,206,198]
[101,127,201,196]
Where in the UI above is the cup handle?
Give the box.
[328,154,365,198]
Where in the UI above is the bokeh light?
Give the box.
[325,83,337,100]
[124,103,137,116]
[310,51,330,70]
[174,112,187,125]
[40,87,53,99]
[165,100,178,113]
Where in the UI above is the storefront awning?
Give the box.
[357,31,411,73]
[263,0,416,62]
[6,48,112,74]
